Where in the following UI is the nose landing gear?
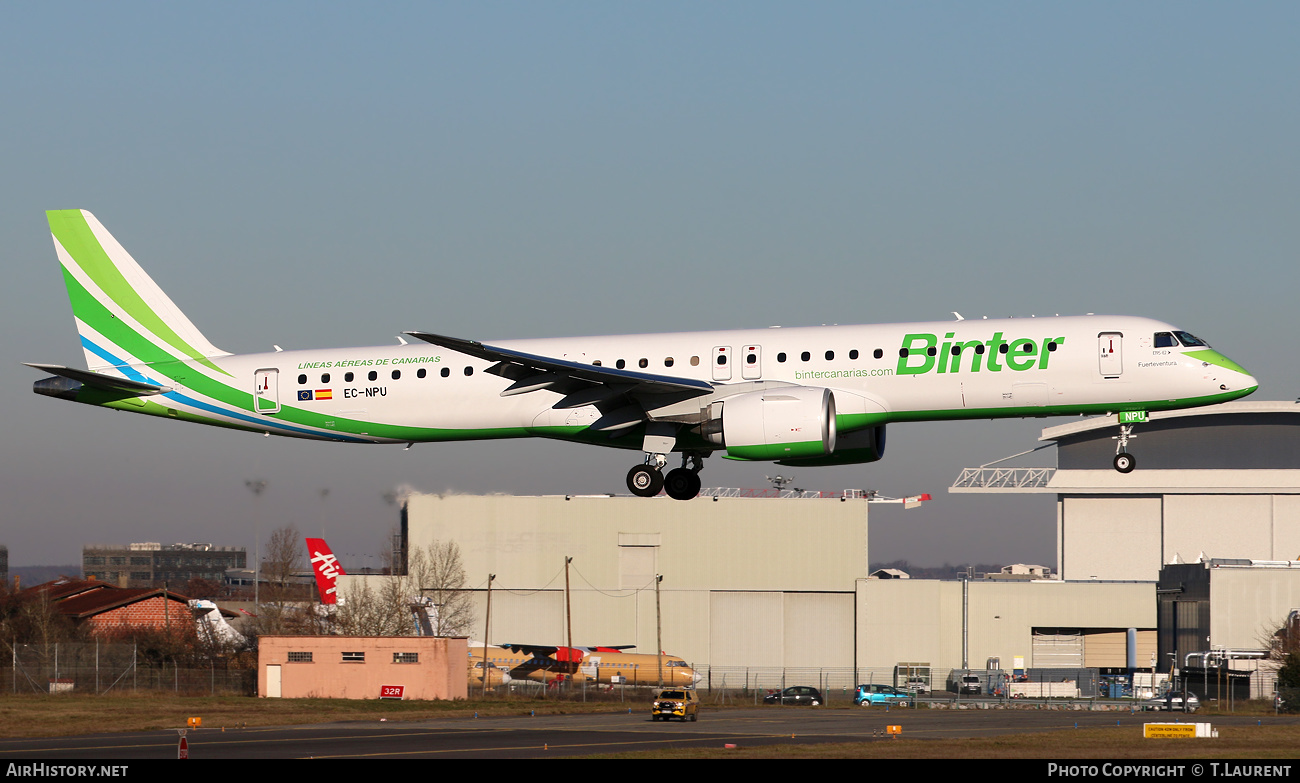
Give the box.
[1113,423,1137,473]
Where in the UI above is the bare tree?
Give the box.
[408,540,475,636]
[329,538,474,637]
[264,524,305,597]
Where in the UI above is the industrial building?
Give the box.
[342,491,1153,683]
[953,401,1300,581]
[82,542,247,588]
[334,401,1297,694]
[259,636,467,700]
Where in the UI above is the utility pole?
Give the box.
[656,574,664,688]
[482,574,495,698]
[244,479,267,606]
[565,556,573,682]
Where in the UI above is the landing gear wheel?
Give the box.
[664,468,702,500]
[1113,452,1136,473]
[627,465,664,497]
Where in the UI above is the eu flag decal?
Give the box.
[298,390,314,401]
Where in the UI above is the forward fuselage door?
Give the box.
[1098,333,1123,378]
[741,345,762,380]
[254,368,280,414]
[712,346,733,381]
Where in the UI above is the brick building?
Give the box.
[23,578,195,638]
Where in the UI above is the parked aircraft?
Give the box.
[469,643,700,688]
[29,211,1258,498]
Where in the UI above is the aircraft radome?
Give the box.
[29,210,1258,499]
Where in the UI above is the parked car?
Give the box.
[904,677,930,694]
[763,686,823,706]
[855,683,911,706]
[958,675,982,695]
[652,689,699,721]
[1142,692,1200,713]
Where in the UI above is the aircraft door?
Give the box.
[712,346,732,381]
[741,345,762,380]
[1098,333,1123,378]
[254,368,280,414]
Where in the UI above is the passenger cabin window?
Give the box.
[777,352,787,363]
[616,359,626,369]
[391,370,401,380]
[368,370,378,381]
[440,367,450,377]
[825,350,834,361]
[417,368,426,378]
[321,373,330,383]
[639,358,648,368]
[464,367,474,376]
[664,357,674,367]
[849,349,859,360]
[716,354,727,365]
[345,372,355,382]
[800,351,810,362]
[873,349,883,359]
[297,374,307,385]
[690,356,700,366]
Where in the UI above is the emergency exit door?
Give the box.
[1098,333,1123,377]
[254,368,280,414]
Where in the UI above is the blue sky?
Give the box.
[3,2,1297,568]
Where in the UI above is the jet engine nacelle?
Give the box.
[701,386,837,461]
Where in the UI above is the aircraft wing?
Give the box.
[405,332,714,409]
[499,643,636,659]
[25,363,170,395]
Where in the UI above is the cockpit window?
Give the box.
[1173,331,1209,348]
[1154,332,1177,348]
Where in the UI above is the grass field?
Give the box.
[0,693,619,738]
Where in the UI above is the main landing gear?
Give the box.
[627,453,704,500]
[1113,424,1136,474]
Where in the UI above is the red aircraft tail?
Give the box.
[306,537,346,604]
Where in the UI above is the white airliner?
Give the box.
[29,210,1258,499]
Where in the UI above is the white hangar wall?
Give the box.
[347,492,1169,673]
[396,492,868,668]
[857,579,1155,672]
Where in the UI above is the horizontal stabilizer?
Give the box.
[24,363,169,395]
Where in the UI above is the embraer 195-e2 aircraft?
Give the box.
[29,210,1259,499]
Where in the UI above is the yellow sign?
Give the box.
[187,717,202,728]
[1144,723,1197,738]
[886,725,902,735]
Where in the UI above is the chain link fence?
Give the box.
[6,643,255,696]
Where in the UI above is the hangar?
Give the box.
[356,490,1153,685]
[953,401,1300,581]
[339,402,1297,688]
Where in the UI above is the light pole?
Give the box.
[244,480,267,605]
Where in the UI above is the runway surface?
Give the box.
[3,707,1296,759]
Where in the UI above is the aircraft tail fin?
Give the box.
[306,537,346,604]
[46,210,230,372]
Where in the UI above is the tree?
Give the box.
[264,524,305,598]
[407,540,475,636]
[331,538,475,637]
[1266,612,1300,712]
